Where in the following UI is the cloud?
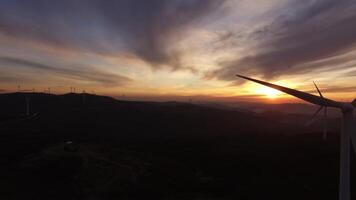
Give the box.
[305,86,356,94]
[0,0,225,70]
[0,56,132,86]
[210,0,356,82]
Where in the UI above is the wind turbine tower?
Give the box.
[236,74,355,200]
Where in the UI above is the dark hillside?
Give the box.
[0,93,351,200]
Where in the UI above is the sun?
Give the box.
[256,86,281,99]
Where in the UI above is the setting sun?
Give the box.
[256,86,281,99]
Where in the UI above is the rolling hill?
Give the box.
[0,92,350,200]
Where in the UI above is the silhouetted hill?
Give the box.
[0,92,350,200]
[0,92,298,139]
[199,101,341,117]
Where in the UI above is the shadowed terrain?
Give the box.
[0,93,354,200]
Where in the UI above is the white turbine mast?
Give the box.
[236,74,355,200]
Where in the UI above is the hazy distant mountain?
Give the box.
[0,92,340,137]
[0,92,301,138]
[198,101,341,117]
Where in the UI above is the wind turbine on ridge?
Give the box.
[236,74,355,200]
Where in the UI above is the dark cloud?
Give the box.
[0,0,225,69]
[0,56,132,86]
[211,0,356,82]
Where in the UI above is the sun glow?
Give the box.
[255,86,281,99]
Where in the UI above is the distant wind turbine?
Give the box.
[236,74,355,200]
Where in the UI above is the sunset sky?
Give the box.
[1,0,356,102]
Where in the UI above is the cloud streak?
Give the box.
[0,56,132,86]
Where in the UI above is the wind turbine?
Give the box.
[304,81,328,140]
[236,74,355,200]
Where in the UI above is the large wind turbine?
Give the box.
[236,74,355,200]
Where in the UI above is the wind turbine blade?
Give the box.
[304,106,323,126]
[236,74,341,108]
[313,81,323,98]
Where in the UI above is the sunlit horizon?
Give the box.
[1,0,356,104]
